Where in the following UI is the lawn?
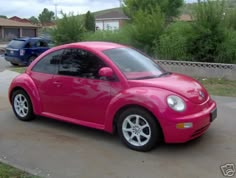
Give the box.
[0,162,39,178]
[9,67,26,74]
[197,78,236,97]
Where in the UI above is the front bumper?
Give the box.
[161,100,217,143]
[5,56,26,65]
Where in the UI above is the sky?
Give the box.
[0,0,196,19]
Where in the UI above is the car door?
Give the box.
[33,40,49,56]
[51,48,114,125]
[30,49,63,113]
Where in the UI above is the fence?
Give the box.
[156,60,236,81]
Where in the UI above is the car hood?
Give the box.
[128,73,209,104]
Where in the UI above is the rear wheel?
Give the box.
[117,107,162,152]
[10,62,18,66]
[11,90,35,121]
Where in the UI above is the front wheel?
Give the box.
[11,90,35,121]
[117,107,162,152]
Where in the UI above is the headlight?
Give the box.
[167,95,186,112]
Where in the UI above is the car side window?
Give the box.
[24,42,32,48]
[32,49,63,74]
[58,48,107,79]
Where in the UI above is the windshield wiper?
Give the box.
[131,75,160,80]
[130,72,172,80]
[158,72,172,77]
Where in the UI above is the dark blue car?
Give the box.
[5,37,51,66]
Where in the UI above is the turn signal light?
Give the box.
[176,122,193,129]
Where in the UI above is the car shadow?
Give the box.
[33,115,118,142]
[31,115,213,154]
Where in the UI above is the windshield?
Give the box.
[103,48,166,80]
[7,40,26,49]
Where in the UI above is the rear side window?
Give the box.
[32,49,63,74]
[7,40,25,48]
[58,48,107,79]
[35,40,49,47]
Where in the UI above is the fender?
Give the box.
[9,73,42,115]
[104,87,170,133]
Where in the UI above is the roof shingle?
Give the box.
[95,8,129,20]
[0,17,38,27]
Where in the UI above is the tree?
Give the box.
[0,15,7,19]
[84,11,95,32]
[123,0,183,20]
[131,5,165,54]
[29,16,39,24]
[38,8,55,25]
[188,0,226,63]
[51,12,85,45]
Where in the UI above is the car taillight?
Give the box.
[20,49,25,56]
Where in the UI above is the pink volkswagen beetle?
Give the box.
[9,42,217,151]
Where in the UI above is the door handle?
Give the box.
[53,81,62,87]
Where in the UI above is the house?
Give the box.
[95,8,129,31]
[0,18,39,41]
[9,16,32,23]
[94,8,192,31]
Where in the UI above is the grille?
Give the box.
[191,124,210,138]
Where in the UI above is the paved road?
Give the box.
[0,56,11,72]
[0,70,235,178]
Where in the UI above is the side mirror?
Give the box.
[99,67,114,78]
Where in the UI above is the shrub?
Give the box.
[154,22,193,60]
[188,0,226,63]
[51,12,85,45]
[131,5,165,54]
[82,25,133,46]
[224,7,236,30]
[216,29,236,64]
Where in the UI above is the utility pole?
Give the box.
[54,3,58,20]
[119,0,123,7]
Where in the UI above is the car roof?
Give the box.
[63,41,126,51]
[13,37,49,41]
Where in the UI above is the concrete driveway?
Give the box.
[0,55,11,72]
[0,69,235,178]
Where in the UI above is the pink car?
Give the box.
[9,42,217,152]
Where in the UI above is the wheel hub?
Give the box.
[122,114,151,147]
[132,125,141,135]
[19,102,24,108]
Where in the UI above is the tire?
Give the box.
[117,107,162,152]
[28,56,36,65]
[10,62,18,66]
[11,90,35,121]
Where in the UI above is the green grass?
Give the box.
[197,78,236,97]
[9,67,26,73]
[0,162,39,178]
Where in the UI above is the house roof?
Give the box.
[95,8,129,20]
[0,17,38,27]
[9,16,32,23]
